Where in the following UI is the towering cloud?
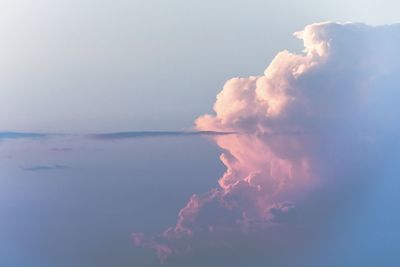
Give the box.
[134,22,400,266]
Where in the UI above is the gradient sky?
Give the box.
[2,1,400,267]
[1,0,400,132]
[0,136,225,267]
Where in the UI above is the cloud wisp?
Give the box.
[0,132,47,140]
[21,165,68,172]
[89,131,236,140]
[0,131,235,144]
[134,22,400,266]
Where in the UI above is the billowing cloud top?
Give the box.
[135,22,400,266]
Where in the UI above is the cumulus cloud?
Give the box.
[134,22,400,266]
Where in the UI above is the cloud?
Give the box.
[134,22,400,265]
[49,147,74,152]
[0,131,235,142]
[0,132,47,140]
[21,165,68,172]
[89,131,236,140]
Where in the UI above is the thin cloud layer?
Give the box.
[21,165,68,172]
[90,131,236,140]
[0,132,47,140]
[134,22,400,266]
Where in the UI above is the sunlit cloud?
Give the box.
[134,21,400,265]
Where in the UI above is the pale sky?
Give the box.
[1,0,400,133]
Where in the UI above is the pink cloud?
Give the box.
[134,22,400,265]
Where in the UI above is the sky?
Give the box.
[2,1,400,267]
[1,0,400,132]
[0,135,225,267]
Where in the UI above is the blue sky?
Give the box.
[0,135,225,266]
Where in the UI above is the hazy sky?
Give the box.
[2,2,400,267]
[1,0,400,132]
[0,135,225,267]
